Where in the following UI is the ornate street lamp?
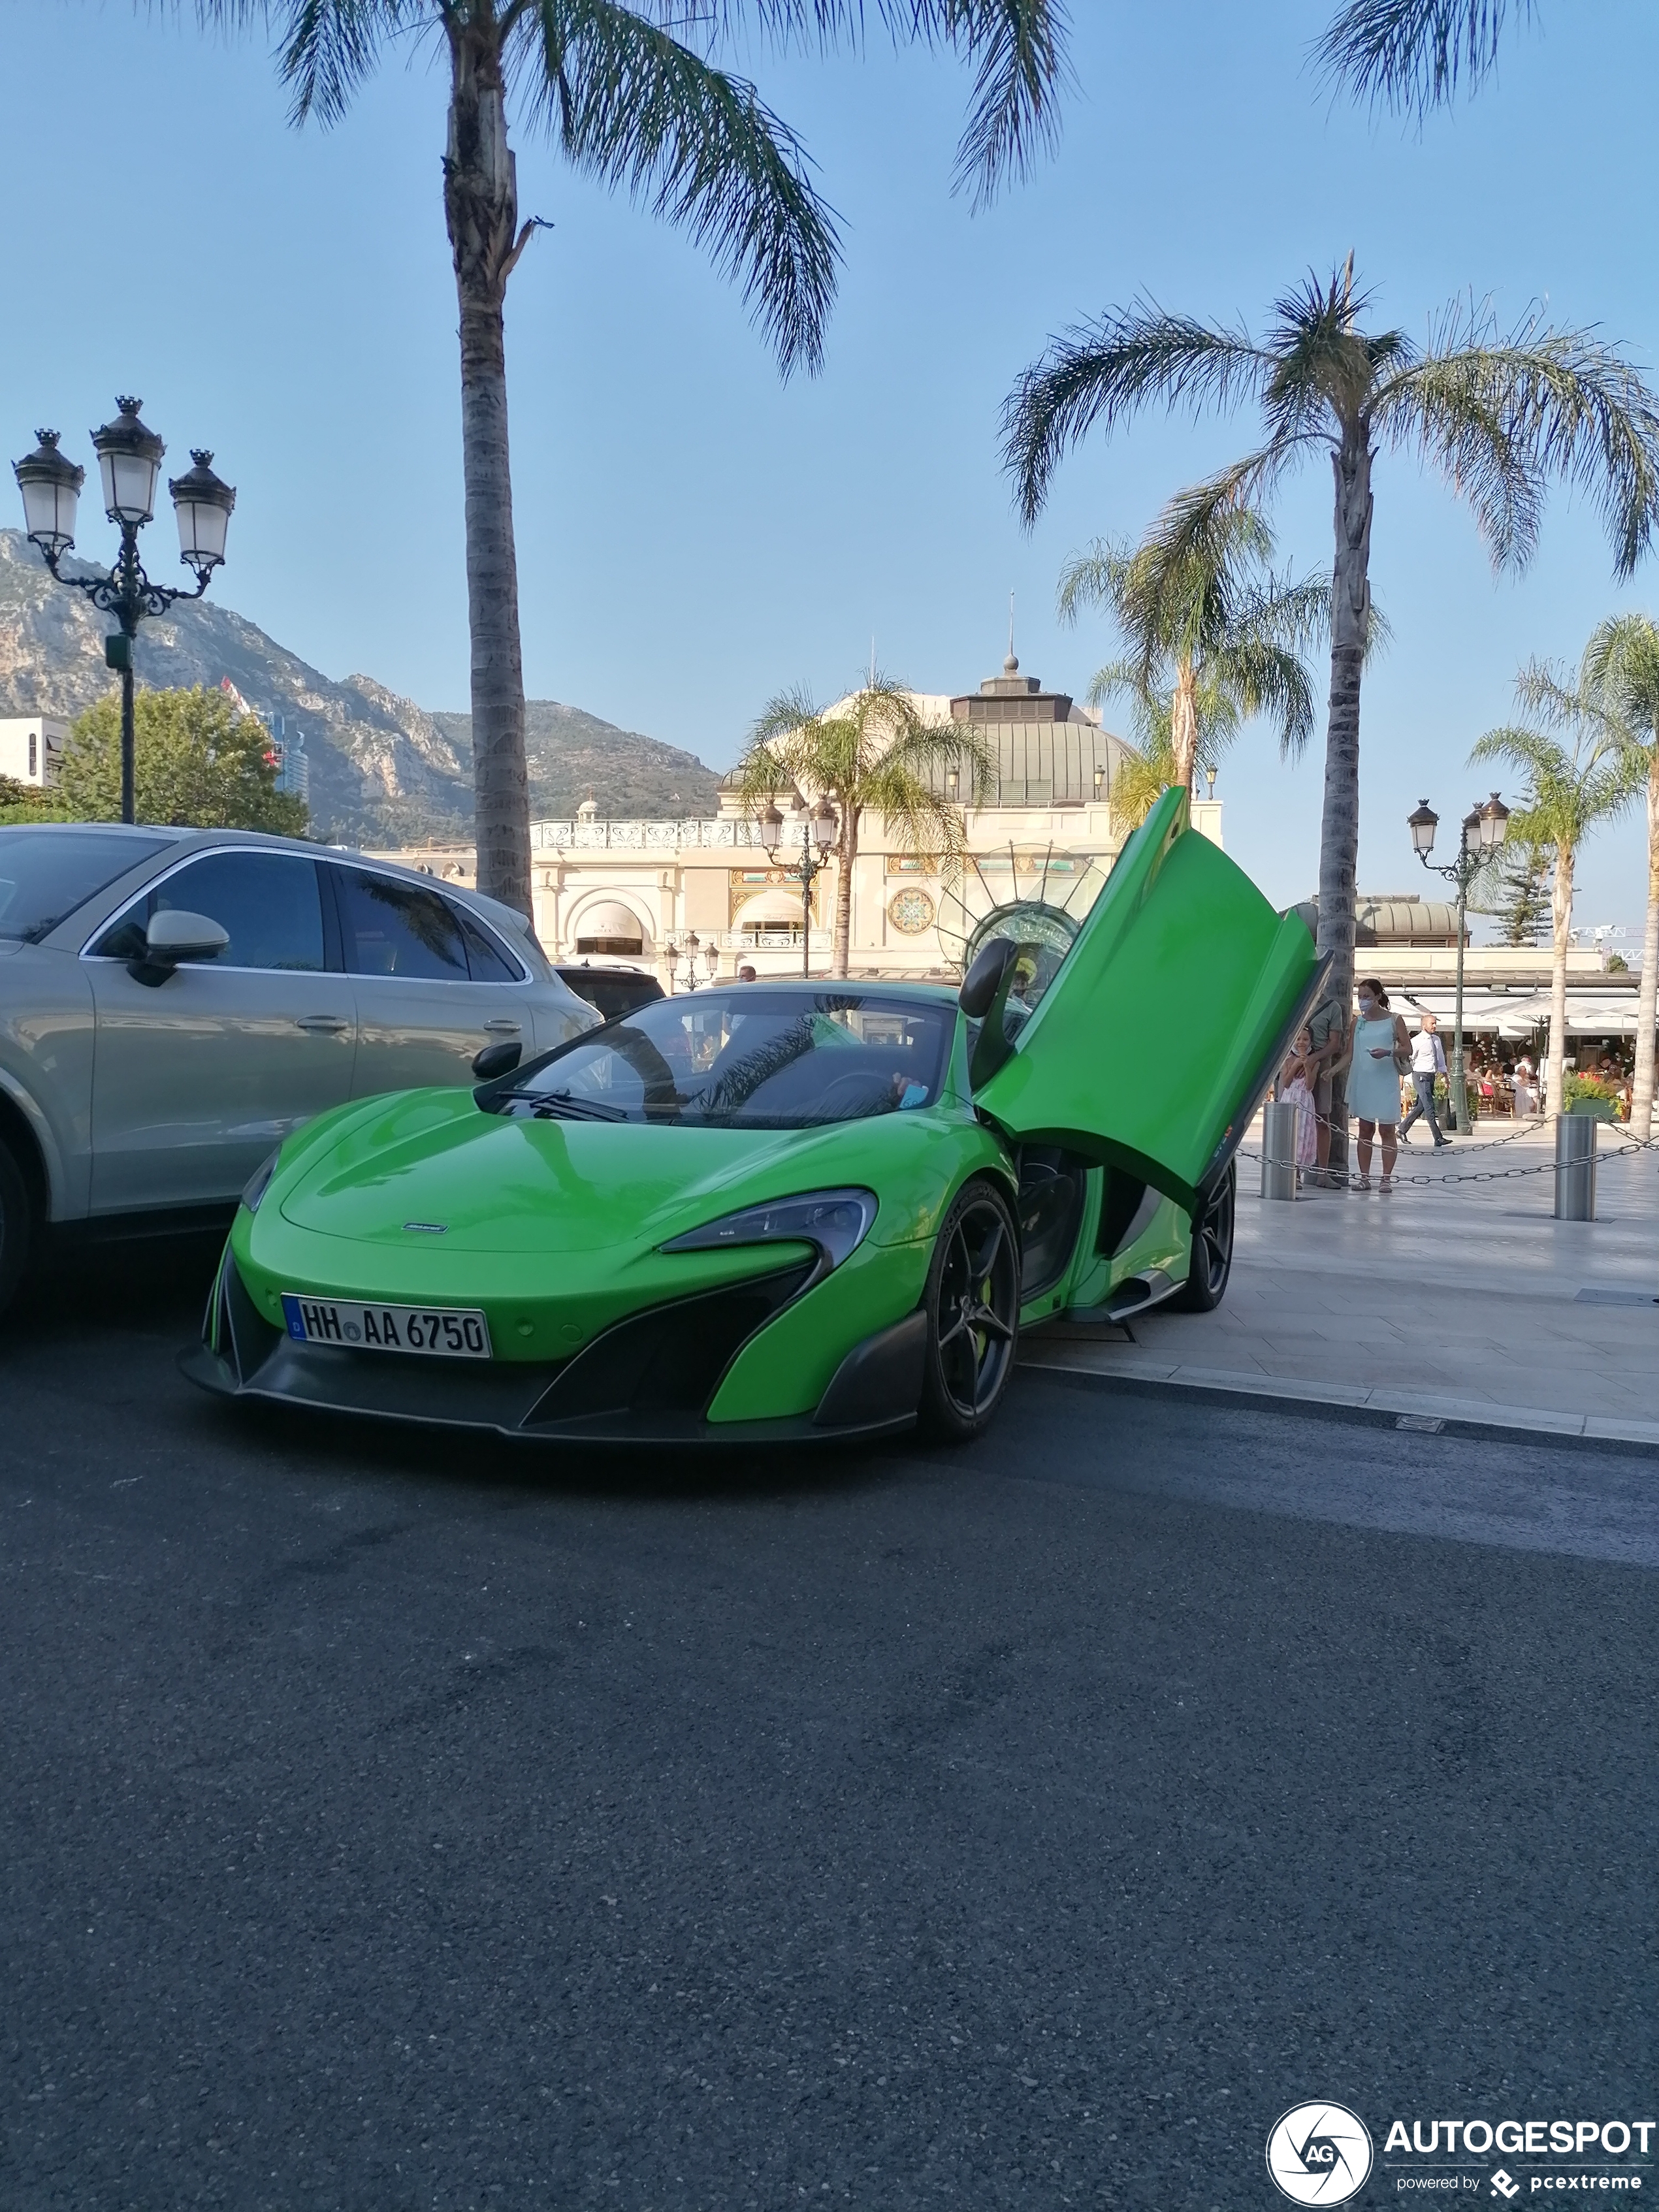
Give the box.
[14,399,234,824]
[683,931,701,991]
[664,939,681,993]
[1408,790,1508,1134]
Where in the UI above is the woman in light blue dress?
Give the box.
[1347,978,1410,1191]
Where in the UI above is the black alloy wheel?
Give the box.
[1172,1161,1236,1312]
[918,1181,1022,1441]
[0,1134,33,1321]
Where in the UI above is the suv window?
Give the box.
[456,907,523,982]
[334,867,469,980]
[91,851,326,970]
[0,828,172,942]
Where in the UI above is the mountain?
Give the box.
[0,529,720,843]
[432,701,722,822]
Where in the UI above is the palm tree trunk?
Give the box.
[831,812,856,978]
[1170,664,1199,793]
[1634,756,1659,1135]
[444,27,532,920]
[1549,842,1574,1117]
[1317,420,1374,1025]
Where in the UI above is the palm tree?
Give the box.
[1057,490,1325,805]
[1001,259,1659,1019]
[736,677,995,977]
[1319,0,1543,116]
[1471,684,1640,1119]
[246,1,1070,916]
[1577,615,1659,1132]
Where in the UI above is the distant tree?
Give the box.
[1058,493,1326,807]
[1003,257,1659,1025]
[57,687,310,835]
[1471,682,1640,1118]
[0,774,68,824]
[1477,831,1552,947]
[1577,614,1659,1131]
[221,0,1069,920]
[736,677,994,978]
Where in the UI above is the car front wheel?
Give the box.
[918,1180,1022,1442]
[1172,1162,1235,1312]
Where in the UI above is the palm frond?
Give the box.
[1316,0,1534,118]
[1001,303,1271,525]
[1581,612,1659,751]
[641,0,1069,206]
[1379,306,1659,576]
[1261,266,1413,439]
[268,0,416,125]
[523,0,840,374]
[1208,633,1319,760]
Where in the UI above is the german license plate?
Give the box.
[280,1294,492,1359]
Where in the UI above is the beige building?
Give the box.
[379,654,1223,987]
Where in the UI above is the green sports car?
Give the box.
[185,790,1323,1445]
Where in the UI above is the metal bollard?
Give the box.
[1261,1100,1298,1202]
[1553,1112,1598,1221]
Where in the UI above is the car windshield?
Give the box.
[487,989,952,1129]
[0,828,173,942]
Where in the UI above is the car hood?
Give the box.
[277,1087,927,1252]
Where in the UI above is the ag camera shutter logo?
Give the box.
[1266,2102,1375,2204]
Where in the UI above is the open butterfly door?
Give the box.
[969,786,1327,1215]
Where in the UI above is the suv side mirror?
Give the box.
[129,908,231,987]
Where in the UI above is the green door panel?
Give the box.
[973,787,1323,1214]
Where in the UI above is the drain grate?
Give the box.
[1574,1287,1659,1306]
[1396,1413,1446,1432]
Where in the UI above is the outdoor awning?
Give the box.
[735,888,807,925]
[1398,987,1649,1038]
[573,901,648,944]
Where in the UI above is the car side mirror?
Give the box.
[472,1039,522,1082]
[967,940,1040,1089]
[959,938,1016,1018]
[128,909,231,987]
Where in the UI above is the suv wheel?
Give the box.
[918,1180,1022,1443]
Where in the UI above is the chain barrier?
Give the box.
[1240,1124,1659,1191]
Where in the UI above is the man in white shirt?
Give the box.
[1400,1012,1450,1147]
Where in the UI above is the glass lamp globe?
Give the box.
[14,430,84,554]
[91,398,165,525]
[169,449,236,573]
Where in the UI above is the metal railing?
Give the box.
[532,817,767,851]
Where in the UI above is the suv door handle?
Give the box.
[296,1015,349,1033]
[482,1018,521,1033]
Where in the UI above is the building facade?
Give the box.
[0,716,68,789]
[375,656,1224,986]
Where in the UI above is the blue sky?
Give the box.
[9,0,1659,936]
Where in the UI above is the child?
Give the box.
[1280,1029,1319,1188]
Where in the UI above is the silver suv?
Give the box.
[0,824,599,1312]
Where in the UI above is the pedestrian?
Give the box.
[1347,977,1411,1193]
[1302,982,1349,1189]
[1279,1027,1319,1187]
[1399,1011,1450,1149]
[736,963,758,983]
[1513,1055,1536,1119]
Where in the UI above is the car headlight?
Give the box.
[240,1149,280,1215]
[660,1187,877,1275]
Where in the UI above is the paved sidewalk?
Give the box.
[1020,1118,1659,1445]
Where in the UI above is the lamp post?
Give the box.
[1408,790,1509,1134]
[759,795,837,977]
[683,931,701,991]
[664,940,681,993]
[14,400,234,825]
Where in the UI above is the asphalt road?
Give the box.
[2,1251,1655,2211]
